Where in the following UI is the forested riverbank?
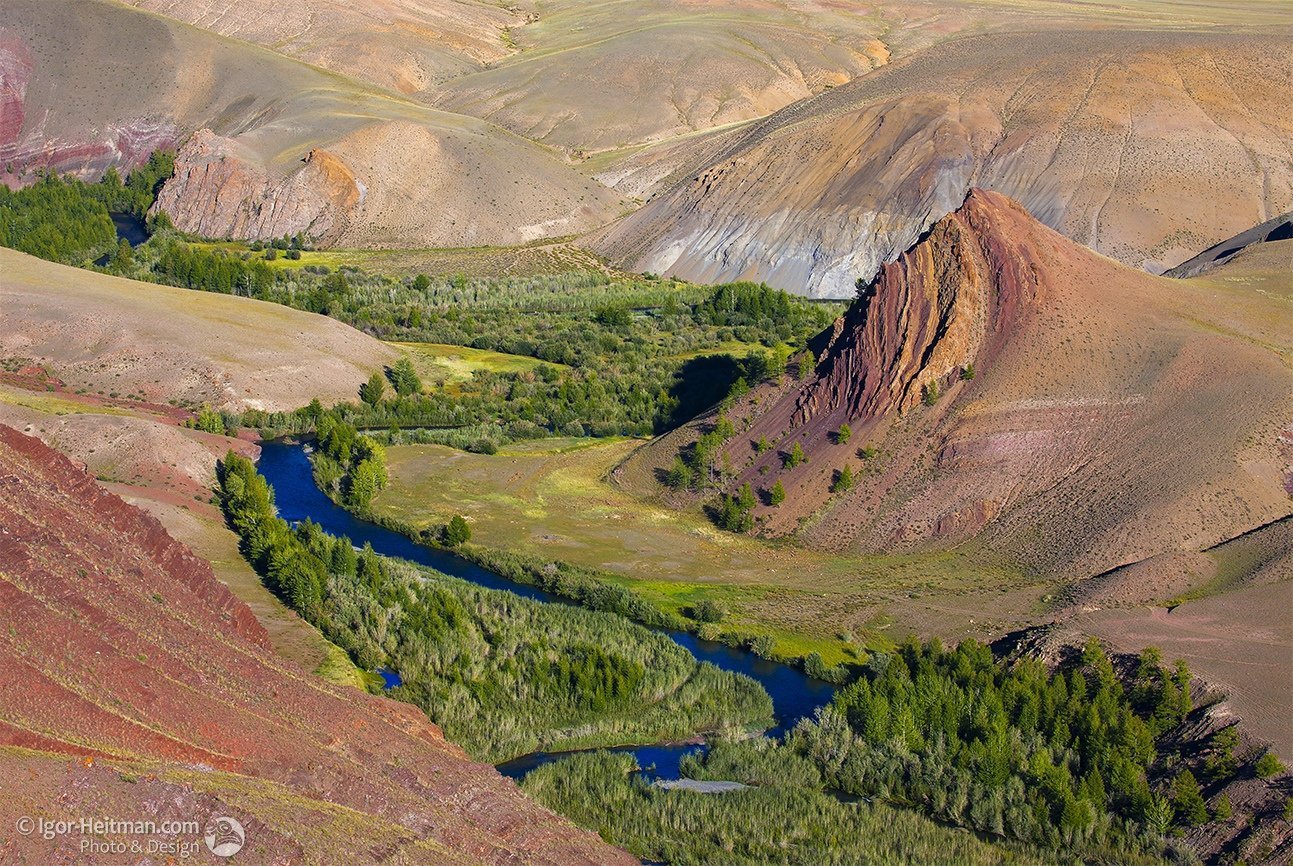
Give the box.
[218,450,772,761]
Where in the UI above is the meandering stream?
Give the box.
[257,442,836,780]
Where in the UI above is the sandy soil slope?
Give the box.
[0,248,396,411]
[594,30,1293,296]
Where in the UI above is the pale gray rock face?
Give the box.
[152,130,351,243]
[594,31,1293,298]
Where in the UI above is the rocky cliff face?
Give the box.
[594,31,1293,297]
[793,190,1041,426]
[0,424,635,866]
[154,129,360,243]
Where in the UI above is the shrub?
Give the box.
[443,514,471,547]
[688,599,726,624]
[1255,751,1286,779]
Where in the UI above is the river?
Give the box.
[256,441,837,780]
[95,212,150,265]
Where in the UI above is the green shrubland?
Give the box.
[217,452,771,761]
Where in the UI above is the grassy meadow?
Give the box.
[371,438,1046,667]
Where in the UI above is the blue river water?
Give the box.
[256,441,837,779]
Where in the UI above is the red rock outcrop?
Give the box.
[0,424,635,865]
[791,190,1042,428]
[683,191,1293,580]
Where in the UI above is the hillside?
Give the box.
[0,0,620,247]
[0,247,396,411]
[0,424,632,865]
[626,191,1293,582]
[593,30,1293,296]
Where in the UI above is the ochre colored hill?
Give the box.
[0,247,396,412]
[594,30,1293,297]
[0,424,632,865]
[635,191,1292,581]
[0,0,619,247]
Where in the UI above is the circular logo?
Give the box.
[204,816,245,858]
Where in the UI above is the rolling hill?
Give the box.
[0,0,620,247]
[0,247,397,411]
[593,30,1293,296]
[625,191,1293,582]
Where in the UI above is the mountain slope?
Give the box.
[0,424,633,865]
[593,30,1293,297]
[0,247,397,411]
[121,0,519,93]
[0,0,619,247]
[637,191,1293,580]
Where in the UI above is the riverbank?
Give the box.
[252,443,795,768]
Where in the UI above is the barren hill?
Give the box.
[0,247,397,411]
[120,0,519,93]
[0,0,620,247]
[630,191,1293,580]
[0,424,631,864]
[594,30,1293,297]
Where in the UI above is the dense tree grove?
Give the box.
[517,635,1234,866]
[0,173,115,262]
[520,751,1164,866]
[217,452,772,761]
[0,152,174,262]
[781,638,1217,857]
[310,414,388,509]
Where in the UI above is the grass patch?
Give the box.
[371,440,1042,666]
[312,642,372,690]
[390,341,559,385]
[0,384,133,417]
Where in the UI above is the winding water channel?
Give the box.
[257,441,837,780]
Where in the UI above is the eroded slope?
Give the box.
[595,31,1293,296]
[0,424,632,865]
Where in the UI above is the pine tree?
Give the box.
[769,479,786,506]
[360,371,385,406]
[388,357,422,397]
[785,441,806,468]
[831,465,854,493]
[1170,769,1208,826]
[443,514,471,546]
[836,423,852,445]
